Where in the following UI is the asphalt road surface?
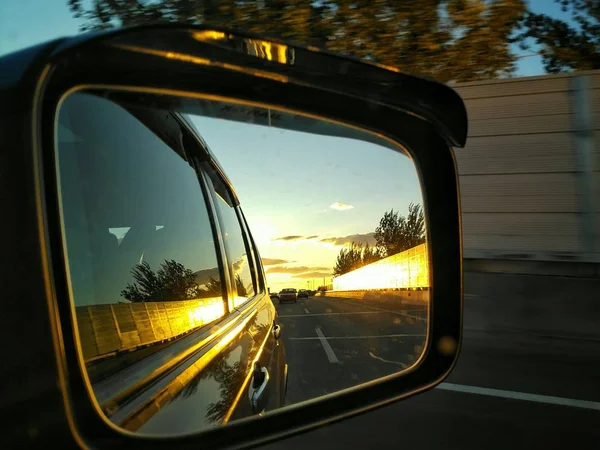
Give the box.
[263,295,600,450]
[277,294,427,403]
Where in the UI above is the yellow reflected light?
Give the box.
[187,297,226,327]
[190,32,292,64]
[113,44,289,83]
[245,39,290,64]
[192,30,227,42]
[232,295,250,309]
[333,243,429,291]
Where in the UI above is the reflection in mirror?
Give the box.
[55,89,428,437]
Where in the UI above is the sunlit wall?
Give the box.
[76,296,225,362]
[333,243,429,291]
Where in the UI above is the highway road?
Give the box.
[265,295,600,450]
[277,294,427,403]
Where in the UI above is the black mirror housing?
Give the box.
[0,24,465,449]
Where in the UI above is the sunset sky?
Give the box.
[189,113,423,291]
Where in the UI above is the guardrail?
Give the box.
[75,297,225,362]
[322,289,429,315]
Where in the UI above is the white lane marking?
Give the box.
[437,383,600,411]
[315,327,340,364]
[368,351,407,368]
[279,311,385,318]
[290,333,425,341]
[335,298,427,322]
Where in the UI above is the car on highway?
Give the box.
[298,289,309,299]
[279,288,299,303]
[269,290,279,300]
[1,69,288,435]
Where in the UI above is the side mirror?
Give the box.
[0,25,465,449]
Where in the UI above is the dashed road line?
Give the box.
[290,333,425,341]
[334,298,428,322]
[315,327,340,363]
[279,311,386,318]
[436,383,600,411]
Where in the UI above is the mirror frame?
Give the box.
[0,25,465,449]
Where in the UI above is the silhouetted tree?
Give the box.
[374,203,425,257]
[333,241,364,276]
[234,273,248,297]
[361,243,382,265]
[121,259,218,302]
[517,0,599,73]
[68,0,527,82]
[332,240,386,276]
[204,276,224,297]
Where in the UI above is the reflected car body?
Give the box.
[51,90,288,435]
[279,288,298,303]
[298,289,309,299]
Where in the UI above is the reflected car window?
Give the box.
[204,168,256,307]
[56,92,227,365]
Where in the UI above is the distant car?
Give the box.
[279,288,298,303]
[270,291,279,300]
[298,289,309,299]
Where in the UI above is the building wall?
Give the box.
[452,70,600,263]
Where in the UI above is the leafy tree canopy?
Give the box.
[374,202,425,258]
[121,259,221,302]
[68,0,528,82]
[517,0,600,73]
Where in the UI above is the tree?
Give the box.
[517,0,599,73]
[68,0,527,82]
[121,259,217,302]
[333,241,364,276]
[374,203,425,257]
[332,240,385,276]
[361,243,382,265]
[204,276,223,297]
[234,273,248,297]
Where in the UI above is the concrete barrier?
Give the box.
[75,297,225,362]
[322,289,428,317]
[324,261,600,341]
[463,267,600,340]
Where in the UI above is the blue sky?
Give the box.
[1,0,576,289]
[189,113,422,291]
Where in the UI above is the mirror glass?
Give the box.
[55,88,429,436]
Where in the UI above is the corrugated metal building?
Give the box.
[451,70,600,264]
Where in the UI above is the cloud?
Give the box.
[330,202,354,211]
[232,256,247,272]
[272,235,319,242]
[266,265,330,275]
[261,258,291,266]
[320,232,376,247]
[294,271,333,279]
[272,235,305,242]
